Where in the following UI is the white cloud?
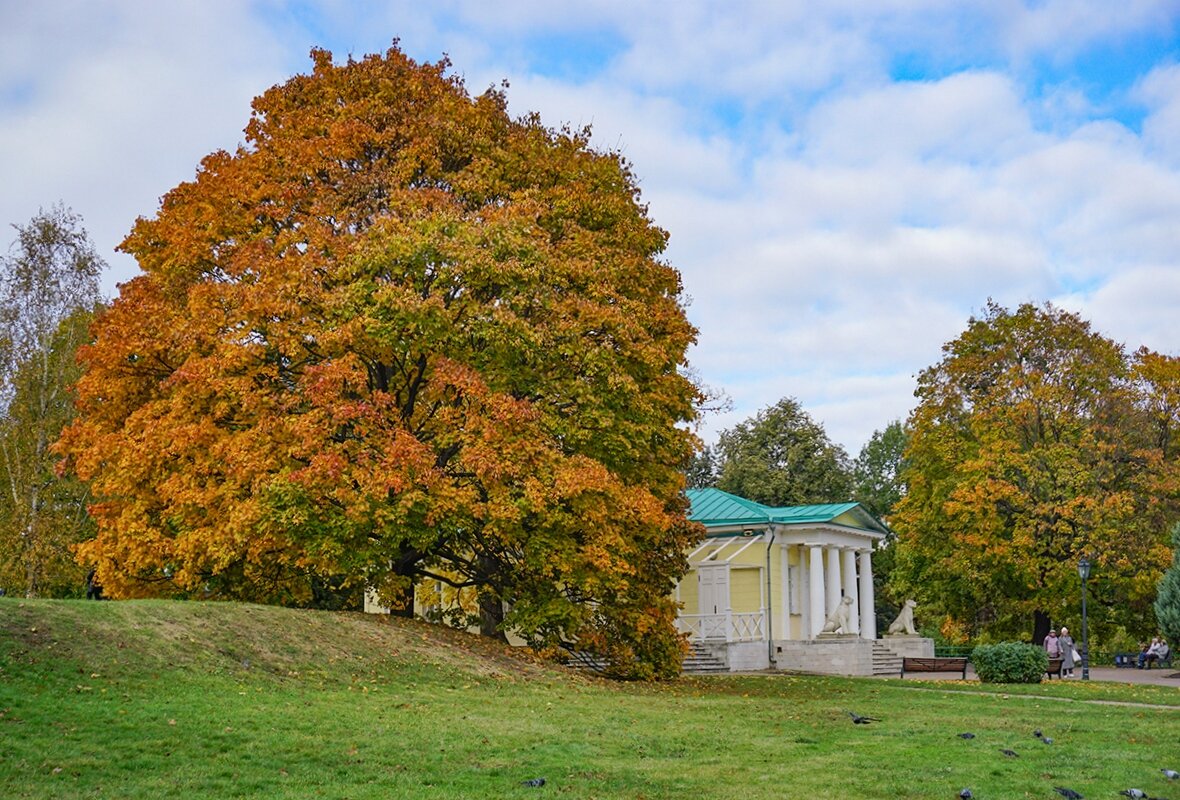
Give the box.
[1136,62,1180,168]
[801,72,1034,165]
[996,0,1180,64]
[0,2,288,294]
[4,1,1180,460]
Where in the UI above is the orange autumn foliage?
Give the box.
[57,46,701,679]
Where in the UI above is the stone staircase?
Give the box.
[682,641,729,674]
[871,641,903,676]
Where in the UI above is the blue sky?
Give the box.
[3,1,1180,454]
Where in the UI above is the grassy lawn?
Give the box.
[2,599,1178,799]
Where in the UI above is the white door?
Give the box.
[698,564,730,640]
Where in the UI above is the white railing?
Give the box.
[677,610,766,642]
[731,611,766,641]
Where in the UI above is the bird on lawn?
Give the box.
[1119,789,1147,799]
[957,733,976,739]
[1034,729,1043,738]
[521,778,546,788]
[847,711,881,724]
[958,789,973,799]
[1041,737,1054,745]
[1000,748,1019,757]
[1053,788,1083,800]
[1163,769,1180,780]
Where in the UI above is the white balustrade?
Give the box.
[676,610,766,642]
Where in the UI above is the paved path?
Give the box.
[1066,665,1178,686]
[937,664,1179,687]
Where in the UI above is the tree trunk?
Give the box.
[1033,609,1051,645]
[387,582,415,617]
[478,590,508,642]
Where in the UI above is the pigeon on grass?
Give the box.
[521,778,546,788]
[1053,788,1083,800]
[957,733,976,739]
[847,711,881,724]
[958,789,973,799]
[1118,790,1146,799]
[1163,769,1179,780]
[999,748,1019,758]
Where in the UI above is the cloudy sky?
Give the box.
[3,1,1180,455]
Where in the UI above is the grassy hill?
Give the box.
[2,598,1179,799]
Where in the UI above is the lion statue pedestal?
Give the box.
[879,598,934,658]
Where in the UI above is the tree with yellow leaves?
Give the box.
[890,301,1177,644]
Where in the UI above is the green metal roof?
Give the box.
[685,488,887,534]
[684,488,768,526]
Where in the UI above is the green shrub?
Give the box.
[970,642,1048,683]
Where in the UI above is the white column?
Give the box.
[859,549,876,640]
[808,544,825,638]
[780,546,790,640]
[842,548,860,635]
[825,545,841,615]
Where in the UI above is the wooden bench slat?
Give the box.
[900,656,968,680]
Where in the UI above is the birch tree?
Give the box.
[0,206,104,597]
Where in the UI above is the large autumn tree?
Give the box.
[890,301,1177,644]
[57,46,701,679]
[0,206,104,597]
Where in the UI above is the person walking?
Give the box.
[1059,626,1077,677]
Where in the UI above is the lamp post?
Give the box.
[1077,557,1091,681]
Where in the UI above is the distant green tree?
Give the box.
[715,397,852,507]
[852,421,908,520]
[0,206,104,597]
[1156,522,1180,644]
[684,443,718,489]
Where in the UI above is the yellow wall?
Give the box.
[678,569,700,615]
[729,567,762,614]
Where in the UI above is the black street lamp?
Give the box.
[1077,556,1091,681]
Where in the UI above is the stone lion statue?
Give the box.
[821,596,854,634]
[888,599,918,635]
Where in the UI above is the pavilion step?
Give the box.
[682,641,729,674]
[871,641,903,676]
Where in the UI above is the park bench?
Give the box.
[1146,651,1173,670]
[1045,657,1063,679]
[1114,652,1137,668]
[900,656,969,680]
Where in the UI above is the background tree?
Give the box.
[890,301,1175,644]
[57,47,700,679]
[684,443,718,489]
[1156,522,1180,644]
[851,420,908,633]
[0,206,104,597]
[851,420,907,520]
[715,396,852,507]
